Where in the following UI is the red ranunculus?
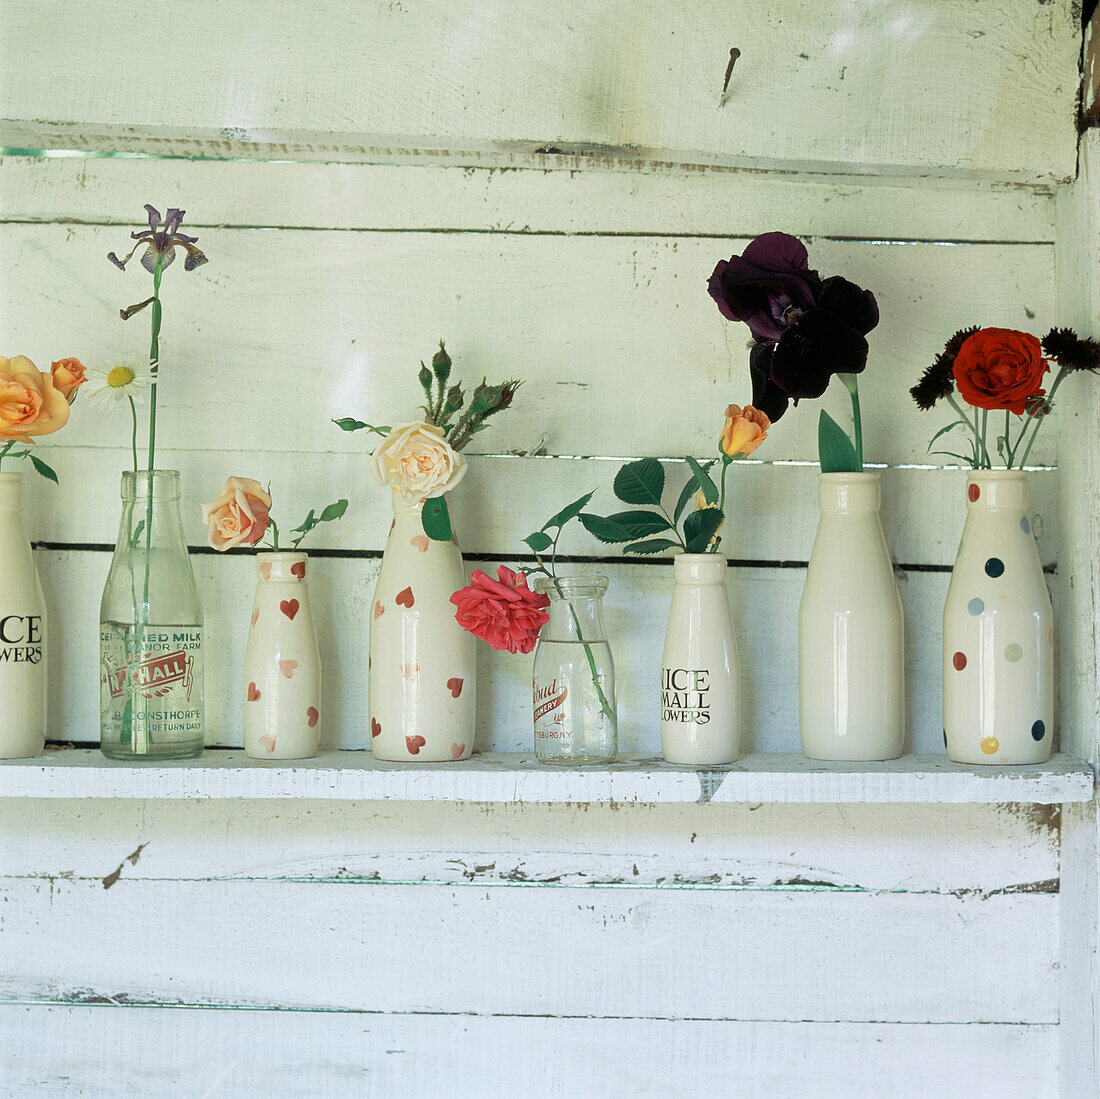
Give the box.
[450,567,551,655]
[952,328,1049,414]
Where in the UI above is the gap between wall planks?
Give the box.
[0,0,1080,182]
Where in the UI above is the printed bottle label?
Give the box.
[533,676,569,740]
[661,666,712,724]
[0,614,44,665]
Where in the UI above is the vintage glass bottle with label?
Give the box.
[531,575,617,764]
[99,470,204,759]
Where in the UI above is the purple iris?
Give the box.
[109,205,207,273]
[708,233,879,421]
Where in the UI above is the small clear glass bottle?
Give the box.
[99,470,204,759]
[531,575,617,764]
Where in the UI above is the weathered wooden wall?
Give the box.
[1,3,1095,1096]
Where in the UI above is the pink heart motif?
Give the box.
[307,706,319,728]
[410,534,430,553]
[259,734,276,754]
[279,659,298,679]
[405,735,426,755]
[247,682,261,702]
[373,602,385,620]
[451,742,466,760]
[446,677,463,699]
[291,560,306,579]
[280,599,299,621]
[370,717,381,738]
[395,587,414,608]
[251,607,259,628]
[259,562,272,580]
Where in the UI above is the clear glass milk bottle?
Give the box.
[531,576,617,764]
[99,470,204,759]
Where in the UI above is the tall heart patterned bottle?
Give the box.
[243,552,322,759]
[368,492,475,761]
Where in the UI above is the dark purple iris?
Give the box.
[709,233,879,422]
[109,205,207,274]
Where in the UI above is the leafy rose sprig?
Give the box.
[0,355,85,482]
[335,340,521,541]
[201,477,348,552]
[911,326,1099,469]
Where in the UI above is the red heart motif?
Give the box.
[451,742,466,760]
[447,677,463,699]
[251,607,259,628]
[373,602,384,620]
[280,599,299,621]
[279,659,298,679]
[410,534,430,553]
[405,734,426,755]
[259,734,277,754]
[307,706,319,728]
[259,562,272,580]
[247,682,261,702]
[370,717,381,738]
[291,560,306,579]
[395,587,414,608]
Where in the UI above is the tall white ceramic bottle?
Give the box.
[943,470,1052,764]
[243,551,322,759]
[0,472,47,758]
[799,472,905,761]
[369,493,476,762]
[660,554,740,764]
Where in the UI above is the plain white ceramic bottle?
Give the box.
[368,493,476,762]
[243,551,322,759]
[660,553,740,765]
[0,472,47,758]
[943,470,1052,764]
[799,472,905,761]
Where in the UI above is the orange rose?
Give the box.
[719,404,770,456]
[50,357,86,402]
[201,477,272,551]
[952,328,1048,414]
[0,355,71,440]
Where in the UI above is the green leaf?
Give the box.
[673,475,699,524]
[578,512,638,544]
[623,537,679,555]
[524,531,553,553]
[332,417,391,435]
[685,456,718,504]
[930,449,978,464]
[422,496,453,541]
[542,490,595,531]
[818,410,859,473]
[128,518,146,548]
[601,510,673,538]
[319,499,349,523]
[925,419,968,452]
[29,455,58,485]
[613,458,665,506]
[683,507,724,553]
[291,509,316,534]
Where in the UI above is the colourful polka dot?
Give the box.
[980,736,999,755]
[985,557,1005,578]
[952,651,967,671]
[1004,642,1023,663]
[1031,720,1045,742]
[1020,516,1031,534]
[968,483,980,502]
[968,597,985,615]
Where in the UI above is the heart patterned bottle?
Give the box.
[243,551,322,759]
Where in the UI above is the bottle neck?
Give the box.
[115,470,188,554]
[535,576,609,643]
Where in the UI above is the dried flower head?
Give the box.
[1041,328,1100,372]
[910,325,979,410]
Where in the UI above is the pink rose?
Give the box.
[201,477,272,551]
[50,358,86,403]
[450,566,551,655]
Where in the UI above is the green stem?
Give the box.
[980,409,991,468]
[269,518,281,552]
[551,574,615,728]
[0,440,14,471]
[147,257,163,473]
[847,376,864,471]
[1017,367,1068,469]
[945,394,979,467]
[127,395,139,474]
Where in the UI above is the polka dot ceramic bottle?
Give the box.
[243,552,322,759]
[368,493,476,762]
[943,470,1053,764]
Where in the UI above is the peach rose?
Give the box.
[370,420,467,505]
[50,357,87,402]
[0,355,71,439]
[201,477,272,551]
[719,404,770,457]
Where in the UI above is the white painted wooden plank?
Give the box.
[36,552,1062,756]
[0,155,1056,242]
[2,1005,1060,1099]
[0,226,1058,466]
[0,749,1089,804]
[19,450,1060,569]
[0,798,1060,895]
[0,878,1058,1023]
[0,1,1079,182]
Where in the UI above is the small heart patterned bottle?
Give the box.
[243,552,322,759]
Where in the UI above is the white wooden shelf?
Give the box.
[2,749,1092,805]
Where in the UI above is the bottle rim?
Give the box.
[532,574,609,597]
[121,469,181,500]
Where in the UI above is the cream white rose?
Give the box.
[370,421,467,504]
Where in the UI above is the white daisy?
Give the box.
[83,358,154,407]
